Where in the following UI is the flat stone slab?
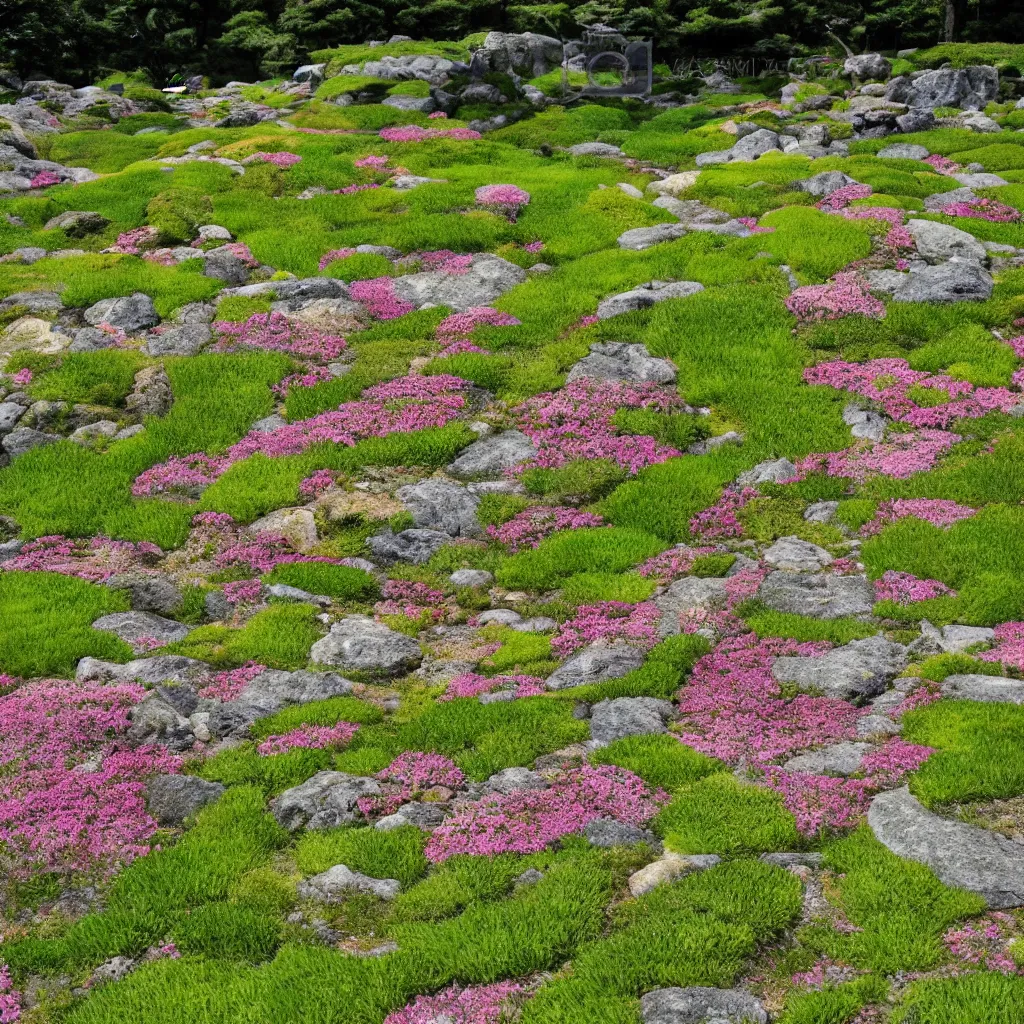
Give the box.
[92,611,192,650]
[784,741,872,775]
[545,642,645,691]
[310,615,422,676]
[868,787,1024,908]
[772,636,908,702]
[589,697,674,746]
[941,674,1024,704]
[758,571,875,620]
[641,987,767,1024]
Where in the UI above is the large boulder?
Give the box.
[758,571,875,619]
[545,642,646,690]
[126,692,195,751]
[270,771,382,831]
[596,281,704,320]
[447,430,537,479]
[297,864,401,902]
[728,128,781,162]
[43,210,110,237]
[869,787,1024,908]
[794,171,858,198]
[310,615,422,676]
[589,697,674,745]
[77,654,210,685]
[147,775,225,825]
[366,528,450,565]
[566,342,677,385]
[617,223,688,251]
[83,293,159,334]
[771,636,908,701]
[885,67,999,110]
[763,536,833,572]
[396,478,481,538]
[940,674,1024,704]
[656,577,731,637]
[641,987,767,1024]
[891,261,993,303]
[91,611,192,648]
[390,254,526,312]
[844,53,892,80]
[477,32,564,78]
[906,219,987,264]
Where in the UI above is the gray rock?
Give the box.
[486,767,548,794]
[91,956,137,985]
[760,851,824,869]
[737,458,797,486]
[640,986,767,1024]
[568,142,625,158]
[0,402,25,433]
[77,654,210,685]
[891,261,993,303]
[143,322,211,357]
[759,571,875,619]
[885,66,998,110]
[845,53,892,80]
[566,342,677,385]
[126,693,195,751]
[617,223,688,250]
[366,528,450,565]
[396,478,481,538]
[906,219,987,264]
[545,642,646,690]
[125,366,174,418]
[43,210,110,236]
[390,174,447,190]
[376,802,448,830]
[794,171,858,197]
[382,94,436,113]
[617,182,644,199]
[960,112,1001,133]
[293,64,326,87]
[869,787,1024,908]
[953,172,1009,188]
[652,198,731,226]
[843,403,888,441]
[940,625,994,652]
[460,83,503,105]
[772,635,909,701]
[68,327,116,352]
[448,430,537,479]
[0,289,63,312]
[941,674,1024,704]
[924,187,978,212]
[2,426,59,456]
[896,108,936,133]
[857,714,902,738]
[91,611,192,648]
[877,143,929,160]
[728,128,781,162]
[238,669,354,715]
[477,609,524,627]
[106,574,184,615]
[784,741,872,775]
[310,615,422,676]
[147,774,225,825]
[449,569,493,587]
[763,536,833,572]
[589,697,674,745]
[478,31,564,78]
[298,864,400,901]
[203,247,250,285]
[265,583,331,607]
[596,281,704,320]
[865,270,908,296]
[390,254,526,312]
[804,501,839,524]
[83,293,158,334]
[271,771,383,831]
[585,818,661,849]
[656,577,730,637]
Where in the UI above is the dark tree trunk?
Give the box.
[944,0,970,41]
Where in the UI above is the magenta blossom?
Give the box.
[257,722,359,756]
[214,312,346,361]
[439,673,547,701]
[978,621,1024,673]
[551,601,660,657]
[787,272,885,322]
[198,662,267,701]
[860,498,976,536]
[487,506,605,552]
[873,571,956,604]
[383,981,523,1024]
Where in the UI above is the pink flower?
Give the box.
[524,240,545,253]
[197,662,267,701]
[977,622,1024,673]
[426,111,448,120]
[860,738,933,788]
[436,306,520,342]
[487,506,605,552]
[222,579,263,605]
[354,155,390,169]
[11,368,32,386]
[214,311,346,360]
[273,366,336,397]
[426,763,667,861]
[318,248,357,271]
[689,487,760,541]
[923,154,961,176]
[107,225,161,255]
[2,535,162,582]
[786,272,885,322]
[378,125,481,142]
[0,962,21,1023]
[439,673,547,701]
[873,571,956,604]
[349,277,414,320]
[475,184,530,220]
[384,981,523,1024]
[257,722,359,756]
[861,498,976,536]
[940,198,1020,223]
[636,545,718,582]
[795,429,960,482]
[359,752,466,819]
[299,470,335,498]
[30,170,61,189]
[331,182,381,195]
[244,151,301,168]
[816,183,873,212]
[374,580,448,621]
[551,601,660,657]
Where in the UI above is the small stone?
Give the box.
[585,818,661,849]
[737,458,797,486]
[486,767,548,794]
[449,569,493,587]
[147,775,225,825]
[772,635,908,702]
[91,610,192,649]
[641,986,767,1024]
[941,674,1024,704]
[628,852,720,897]
[545,642,646,691]
[589,697,674,745]
[763,536,833,572]
[310,615,422,676]
[298,864,401,901]
[784,741,872,775]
